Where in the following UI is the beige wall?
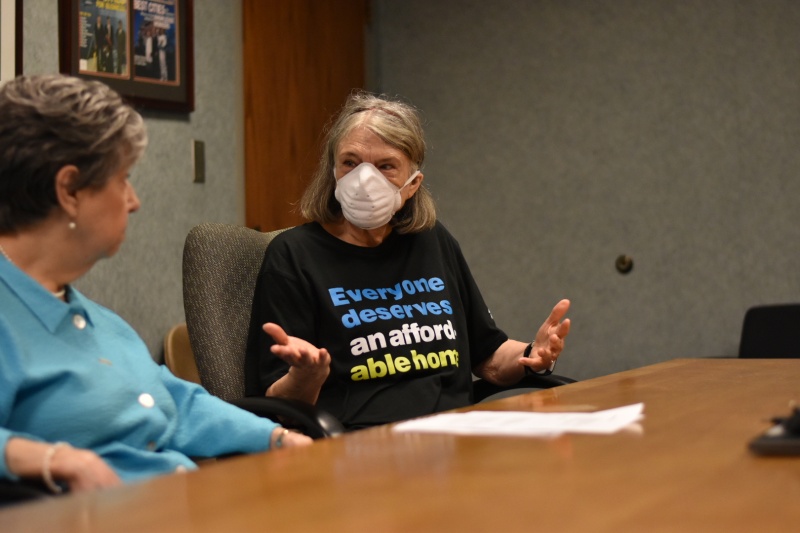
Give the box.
[371,0,800,379]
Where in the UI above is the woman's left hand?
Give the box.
[521,299,571,372]
[270,427,313,449]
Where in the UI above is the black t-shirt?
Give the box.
[245,221,508,429]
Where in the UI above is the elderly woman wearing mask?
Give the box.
[0,74,310,495]
[246,91,571,430]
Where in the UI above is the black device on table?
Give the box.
[749,405,800,456]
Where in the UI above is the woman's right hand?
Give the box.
[5,438,121,493]
[50,445,122,492]
[262,323,330,404]
[262,322,331,383]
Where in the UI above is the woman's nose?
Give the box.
[128,183,141,212]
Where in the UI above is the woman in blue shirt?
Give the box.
[0,74,311,494]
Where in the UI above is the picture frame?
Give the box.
[0,0,22,83]
[58,0,194,113]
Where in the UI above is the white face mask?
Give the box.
[334,162,419,230]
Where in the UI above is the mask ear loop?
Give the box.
[399,170,420,191]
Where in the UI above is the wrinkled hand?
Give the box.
[270,428,313,449]
[263,323,331,382]
[282,431,313,447]
[50,445,121,492]
[520,299,571,373]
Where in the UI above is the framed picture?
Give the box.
[58,0,194,112]
[0,0,22,82]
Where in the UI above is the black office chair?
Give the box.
[738,304,800,358]
[472,372,576,403]
[182,223,576,432]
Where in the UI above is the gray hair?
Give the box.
[0,74,147,233]
[299,90,436,234]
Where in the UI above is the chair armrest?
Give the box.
[472,374,578,404]
[519,373,578,388]
[0,479,52,507]
[230,397,345,439]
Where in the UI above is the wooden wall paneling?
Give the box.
[243,0,368,232]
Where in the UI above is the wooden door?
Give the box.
[243,0,369,231]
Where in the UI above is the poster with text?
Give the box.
[133,0,178,85]
[78,0,129,78]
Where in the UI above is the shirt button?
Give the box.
[73,315,86,330]
[147,442,157,451]
[138,393,155,408]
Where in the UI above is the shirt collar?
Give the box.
[0,257,93,334]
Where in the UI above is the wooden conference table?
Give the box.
[1,358,798,532]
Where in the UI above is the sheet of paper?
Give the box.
[392,403,645,437]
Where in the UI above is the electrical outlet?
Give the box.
[192,139,205,183]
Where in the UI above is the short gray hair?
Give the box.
[299,91,436,234]
[0,74,147,233]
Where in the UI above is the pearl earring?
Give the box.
[68,221,76,230]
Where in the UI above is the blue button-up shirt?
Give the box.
[0,257,278,483]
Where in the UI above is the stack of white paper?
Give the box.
[392,403,644,437]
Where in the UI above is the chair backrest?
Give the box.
[182,223,287,401]
[163,323,201,384]
[738,304,800,358]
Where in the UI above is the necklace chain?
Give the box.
[0,242,66,299]
[0,242,14,265]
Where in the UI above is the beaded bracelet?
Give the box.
[42,442,69,493]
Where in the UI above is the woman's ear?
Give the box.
[54,165,81,219]
[407,171,424,196]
